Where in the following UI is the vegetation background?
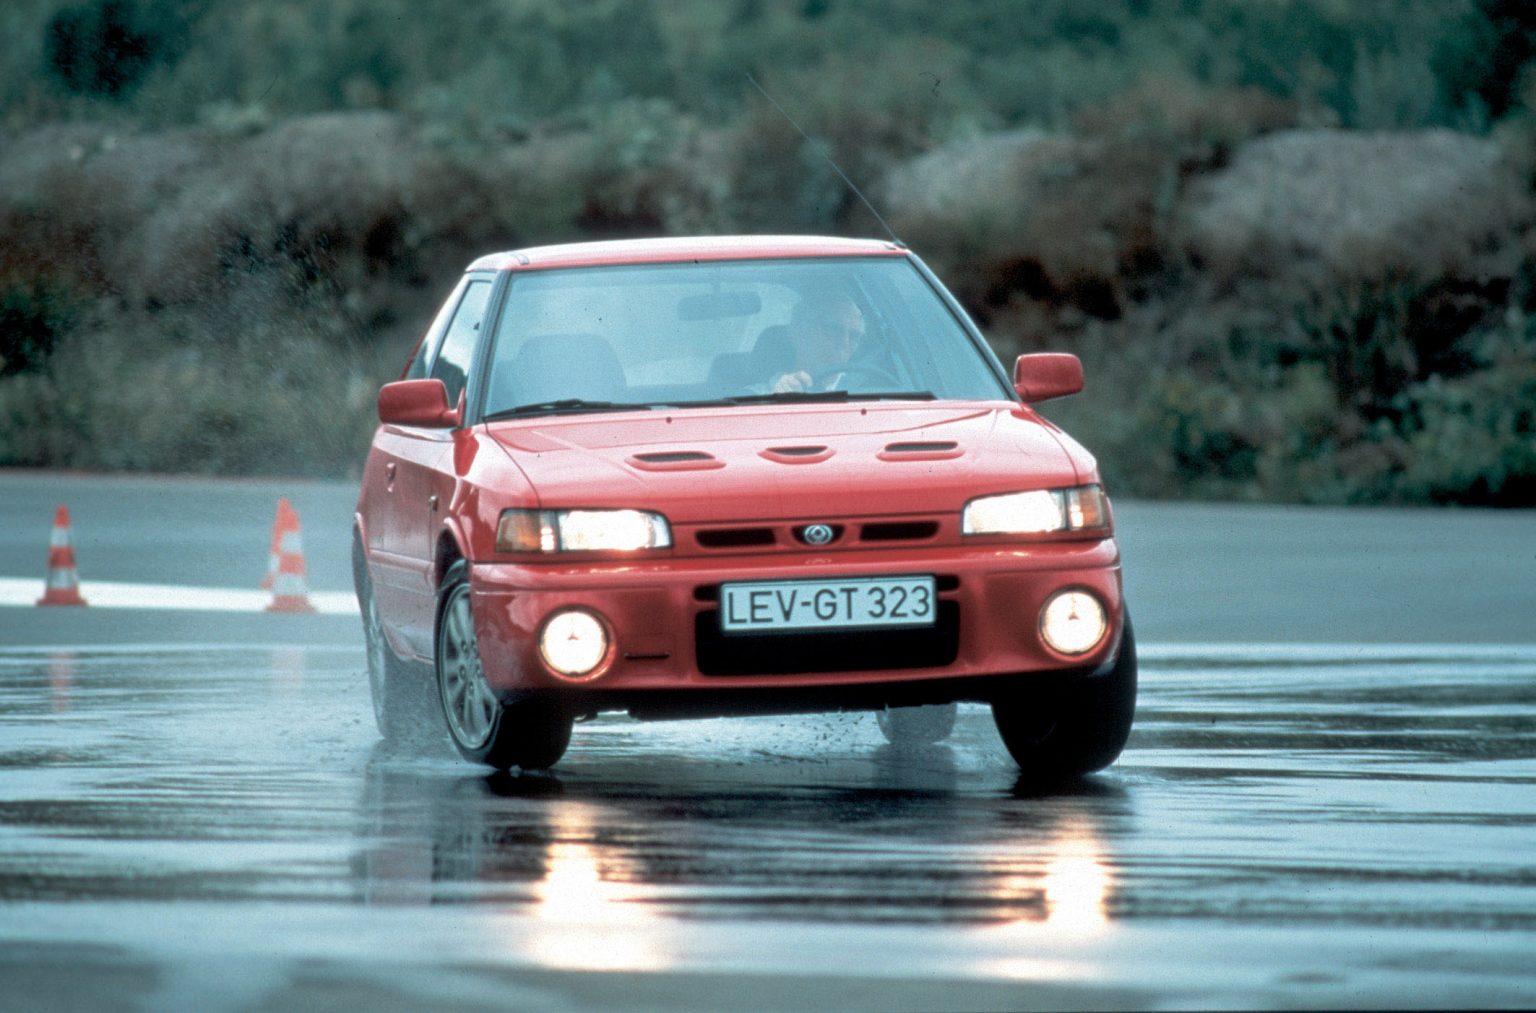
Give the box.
[1,0,1533,504]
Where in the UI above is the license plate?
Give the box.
[719,575,936,634]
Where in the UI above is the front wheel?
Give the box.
[992,615,1138,780]
[435,560,572,770]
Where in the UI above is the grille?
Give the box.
[691,519,944,551]
[859,521,940,542]
[793,523,846,545]
[695,601,961,676]
[696,528,776,549]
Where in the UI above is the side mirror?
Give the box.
[378,379,461,428]
[1013,353,1083,403]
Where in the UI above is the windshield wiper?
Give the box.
[485,391,938,418]
[719,390,937,405]
[483,399,657,420]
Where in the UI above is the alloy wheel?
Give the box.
[438,586,496,749]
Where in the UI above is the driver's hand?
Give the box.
[772,371,812,393]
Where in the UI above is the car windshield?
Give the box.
[480,257,1010,417]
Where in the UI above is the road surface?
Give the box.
[1,470,1533,1010]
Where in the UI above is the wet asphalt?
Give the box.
[1,471,1534,1010]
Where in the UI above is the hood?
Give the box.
[483,402,1082,523]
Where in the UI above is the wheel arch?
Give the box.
[434,525,467,590]
[351,517,370,597]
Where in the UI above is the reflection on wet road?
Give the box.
[1,643,1534,1009]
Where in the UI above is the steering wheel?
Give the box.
[811,359,901,391]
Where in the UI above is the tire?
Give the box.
[356,538,432,742]
[876,703,958,746]
[992,615,1138,781]
[435,560,572,771]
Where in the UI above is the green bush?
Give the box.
[1390,321,1536,504]
[0,278,81,376]
[2,1,1533,503]
[0,300,382,476]
[43,0,187,99]
[1,0,1508,137]
[1037,285,1535,506]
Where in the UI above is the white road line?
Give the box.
[1142,642,1536,662]
[0,577,358,616]
[0,643,364,658]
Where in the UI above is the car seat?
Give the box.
[704,324,795,395]
[493,333,626,409]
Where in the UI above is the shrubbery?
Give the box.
[43,0,188,100]
[0,1,1532,503]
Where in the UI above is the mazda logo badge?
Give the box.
[800,524,836,546]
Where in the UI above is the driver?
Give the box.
[770,293,865,393]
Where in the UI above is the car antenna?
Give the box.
[746,73,901,246]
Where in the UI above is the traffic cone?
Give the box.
[260,498,294,589]
[265,499,316,614]
[37,504,88,607]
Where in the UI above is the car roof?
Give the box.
[467,235,908,272]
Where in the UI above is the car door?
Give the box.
[369,274,494,656]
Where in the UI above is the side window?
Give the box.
[405,276,471,380]
[429,279,493,408]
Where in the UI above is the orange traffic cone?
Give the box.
[37,504,88,607]
[260,498,294,589]
[265,499,316,614]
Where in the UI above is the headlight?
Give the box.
[497,509,672,553]
[961,485,1108,536]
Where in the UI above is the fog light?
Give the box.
[538,609,612,680]
[1039,591,1107,656]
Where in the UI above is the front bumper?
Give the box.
[468,538,1124,703]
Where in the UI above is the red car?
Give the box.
[353,236,1134,777]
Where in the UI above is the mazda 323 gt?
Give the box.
[354,236,1135,776]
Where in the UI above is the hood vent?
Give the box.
[878,440,963,462]
[627,450,724,472]
[760,445,834,465]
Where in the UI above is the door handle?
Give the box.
[385,462,397,480]
[428,494,439,512]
